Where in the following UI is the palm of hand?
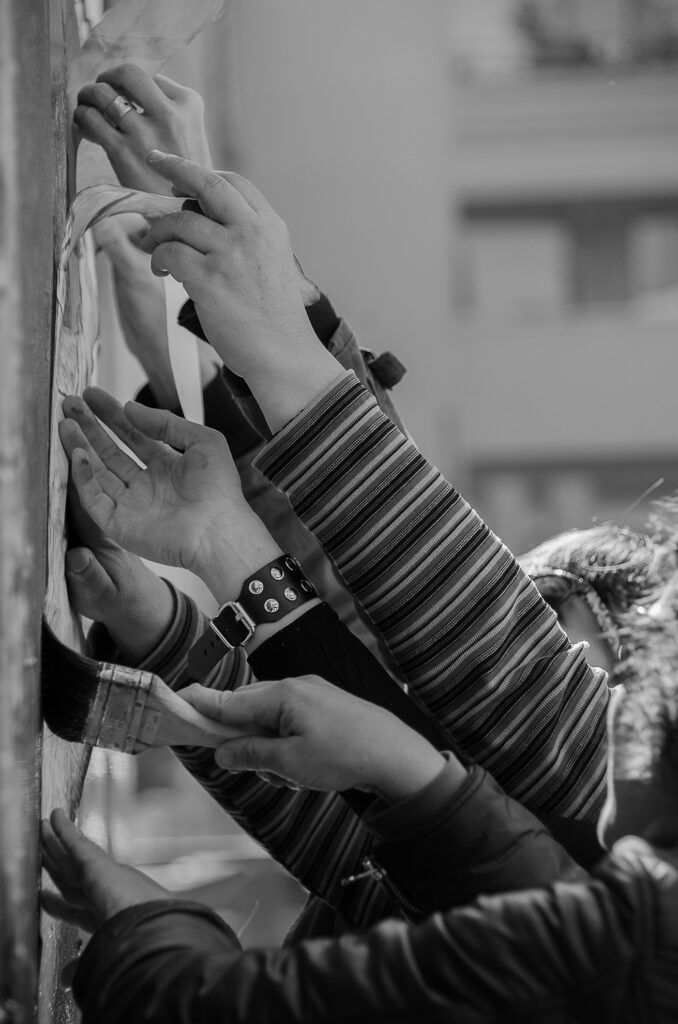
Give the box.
[103,442,233,569]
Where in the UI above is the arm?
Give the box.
[43,812,635,1024]
[138,155,609,830]
[253,373,610,825]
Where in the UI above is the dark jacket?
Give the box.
[72,824,678,1023]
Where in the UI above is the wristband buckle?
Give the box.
[209,602,256,651]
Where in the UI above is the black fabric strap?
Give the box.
[187,555,317,679]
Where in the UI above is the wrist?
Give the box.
[247,345,345,434]
[101,578,175,665]
[371,730,447,804]
[188,513,284,603]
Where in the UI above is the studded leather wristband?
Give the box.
[187,554,317,680]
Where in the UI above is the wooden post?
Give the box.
[0,2,89,1021]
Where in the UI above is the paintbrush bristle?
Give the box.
[41,621,104,742]
[41,620,157,750]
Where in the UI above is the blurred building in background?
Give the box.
[450,0,678,551]
[90,0,678,942]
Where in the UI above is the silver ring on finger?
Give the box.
[104,94,134,128]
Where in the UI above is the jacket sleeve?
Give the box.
[72,867,636,1024]
[363,762,586,917]
[88,598,581,927]
[254,372,609,824]
[88,595,394,930]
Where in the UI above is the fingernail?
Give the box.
[66,549,90,575]
[215,748,232,769]
[147,149,172,163]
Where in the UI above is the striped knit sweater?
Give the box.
[106,371,608,929]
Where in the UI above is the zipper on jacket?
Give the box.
[341,855,423,919]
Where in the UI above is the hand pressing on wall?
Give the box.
[41,810,174,934]
[139,153,342,432]
[93,214,221,410]
[58,388,316,641]
[74,64,212,195]
[65,478,175,664]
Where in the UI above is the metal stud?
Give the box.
[270,567,284,581]
[284,556,298,572]
[284,587,297,602]
[249,579,264,595]
[264,598,280,613]
[300,580,314,593]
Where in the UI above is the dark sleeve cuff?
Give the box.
[364,753,466,841]
[73,900,239,1015]
[367,766,587,913]
[87,583,200,682]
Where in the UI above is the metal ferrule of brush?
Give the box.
[84,663,161,754]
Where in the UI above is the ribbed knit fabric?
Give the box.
[117,592,395,930]
[95,372,609,929]
[254,372,609,822]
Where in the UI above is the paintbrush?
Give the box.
[41,621,245,754]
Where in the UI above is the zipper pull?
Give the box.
[340,856,384,887]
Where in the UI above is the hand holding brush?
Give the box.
[42,621,249,753]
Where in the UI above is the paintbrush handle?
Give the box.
[91,666,247,754]
[131,680,246,752]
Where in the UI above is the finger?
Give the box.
[50,809,110,867]
[139,211,219,257]
[153,73,194,102]
[218,172,276,217]
[65,548,116,619]
[77,82,142,133]
[63,394,148,482]
[42,849,88,908]
[71,449,117,530]
[254,770,289,788]
[42,820,82,886]
[180,681,282,731]
[73,104,122,149]
[146,152,252,225]
[124,401,216,453]
[97,64,169,117]
[215,734,288,774]
[149,239,206,285]
[80,387,166,467]
[59,416,107,473]
[41,889,97,933]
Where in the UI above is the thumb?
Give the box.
[65,548,115,619]
[50,809,109,867]
[124,401,214,452]
[153,73,192,102]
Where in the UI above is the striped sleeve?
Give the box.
[125,585,395,929]
[255,372,609,821]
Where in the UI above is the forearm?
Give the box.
[255,373,609,822]
[73,875,633,1024]
[90,591,395,928]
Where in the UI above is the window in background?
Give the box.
[462,219,568,318]
[629,213,678,296]
[568,205,629,307]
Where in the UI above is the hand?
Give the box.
[58,386,281,600]
[94,214,221,409]
[179,676,448,802]
[66,482,174,662]
[139,153,341,432]
[74,64,212,195]
[41,809,173,933]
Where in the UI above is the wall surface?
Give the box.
[206,0,455,471]
[0,2,91,1022]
